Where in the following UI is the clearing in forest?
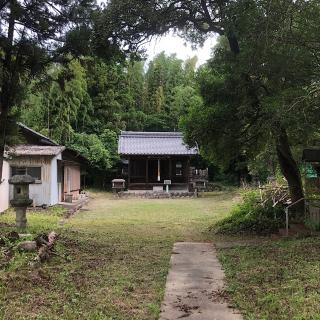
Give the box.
[0,191,238,320]
[1,191,319,320]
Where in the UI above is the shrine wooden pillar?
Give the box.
[186,158,191,184]
[169,158,172,180]
[146,158,149,185]
[128,157,131,186]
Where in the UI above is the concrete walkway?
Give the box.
[160,242,243,320]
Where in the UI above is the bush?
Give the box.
[206,182,225,191]
[212,190,285,235]
[305,219,320,231]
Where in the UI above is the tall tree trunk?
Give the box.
[0,103,9,182]
[225,23,304,215]
[0,0,15,182]
[275,127,304,214]
[227,33,240,54]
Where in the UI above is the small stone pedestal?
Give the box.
[112,179,126,193]
[9,175,35,229]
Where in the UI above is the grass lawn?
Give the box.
[219,238,320,320]
[0,191,239,320]
[2,192,320,320]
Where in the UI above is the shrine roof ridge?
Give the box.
[118,131,198,156]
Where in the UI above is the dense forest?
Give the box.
[1,0,320,202]
[17,53,202,183]
[3,3,320,319]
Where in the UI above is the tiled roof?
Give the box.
[18,123,59,146]
[118,131,198,156]
[7,145,65,156]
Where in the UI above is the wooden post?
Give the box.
[186,158,190,184]
[146,158,149,184]
[186,158,190,191]
[128,158,131,187]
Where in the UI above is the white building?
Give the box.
[0,161,10,213]
[0,124,84,212]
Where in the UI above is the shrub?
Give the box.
[305,219,320,231]
[212,190,285,235]
[206,182,225,191]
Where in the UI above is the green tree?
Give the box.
[126,60,145,111]
[69,132,112,171]
[0,0,97,180]
[173,86,202,121]
[85,60,127,133]
[21,59,92,144]
[107,0,239,55]
[19,42,203,179]
[181,0,320,208]
[48,59,92,143]
[142,52,200,130]
[111,0,320,209]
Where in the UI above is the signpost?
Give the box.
[164,180,171,193]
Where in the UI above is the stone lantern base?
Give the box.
[15,207,27,228]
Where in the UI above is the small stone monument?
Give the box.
[112,179,126,193]
[9,175,35,228]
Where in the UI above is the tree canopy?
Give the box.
[0,0,97,180]
[180,0,320,206]
[0,0,140,180]
[2,0,320,202]
[19,52,201,182]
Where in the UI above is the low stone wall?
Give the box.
[117,191,196,199]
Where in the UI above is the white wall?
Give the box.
[50,154,61,205]
[0,160,10,213]
[9,156,52,207]
[8,154,63,207]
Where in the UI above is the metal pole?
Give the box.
[285,197,305,237]
[285,207,289,237]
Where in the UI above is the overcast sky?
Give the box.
[144,33,218,67]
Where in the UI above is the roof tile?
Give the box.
[118,131,198,156]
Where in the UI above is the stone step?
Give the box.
[117,191,196,199]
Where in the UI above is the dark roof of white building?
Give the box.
[18,123,59,146]
[118,131,198,156]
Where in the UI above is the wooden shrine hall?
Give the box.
[118,131,199,191]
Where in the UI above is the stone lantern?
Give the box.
[9,175,35,228]
[112,179,126,193]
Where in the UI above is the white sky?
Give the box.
[97,1,217,66]
[144,33,218,67]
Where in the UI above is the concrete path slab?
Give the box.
[160,242,243,320]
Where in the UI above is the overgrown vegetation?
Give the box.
[0,191,237,319]
[219,237,320,320]
[2,0,320,197]
[213,190,285,235]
